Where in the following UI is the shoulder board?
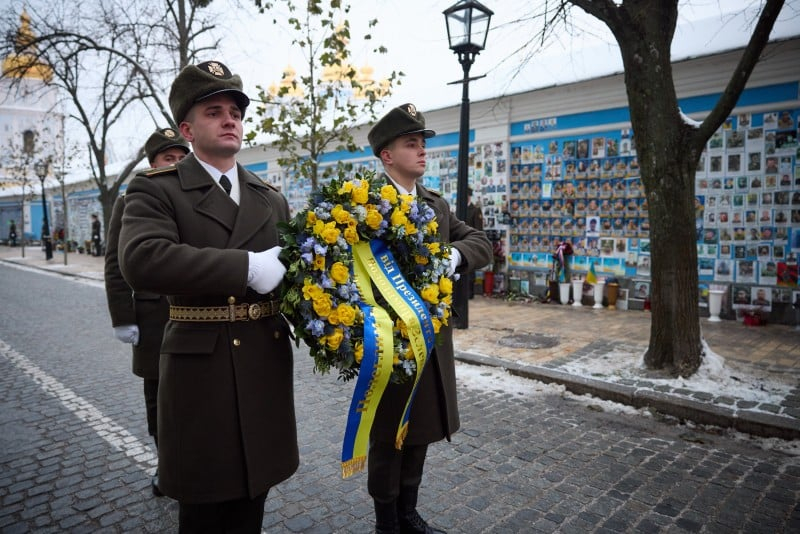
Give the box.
[140,165,177,177]
[426,189,442,198]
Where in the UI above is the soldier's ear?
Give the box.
[178,122,194,143]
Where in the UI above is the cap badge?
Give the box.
[163,128,176,138]
[207,62,225,77]
[406,104,417,117]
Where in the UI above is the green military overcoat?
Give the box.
[118,154,298,503]
[104,195,169,379]
[370,176,492,446]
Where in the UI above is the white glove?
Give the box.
[113,325,140,346]
[448,247,462,277]
[248,246,286,294]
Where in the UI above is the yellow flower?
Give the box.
[399,194,413,212]
[395,318,408,338]
[391,208,407,227]
[336,303,357,326]
[321,222,340,244]
[338,181,354,194]
[343,226,359,245]
[421,284,440,304]
[441,293,453,306]
[312,293,332,317]
[313,254,326,271]
[393,352,400,365]
[426,242,441,255]
[426,220,438,234]
[438,276,453,295]
[380,185,398,205]
[326,328,344,350]
[354,341,364,363]
[352,183,369,204]
[404,221,417,235]
[365,207,384,230]
[313,219,325,236]
[306,211,317,228]
[327,307,340,325]
[302,278,324,300]
[331,204,351,225]
[431,317,442,334]
[414,255,429,265]
[330,262,349,284]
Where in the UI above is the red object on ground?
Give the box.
[483,271,494,295]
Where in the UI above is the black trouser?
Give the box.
[368,441,428,503]
[178,491,268,534]
[143,378,158,441]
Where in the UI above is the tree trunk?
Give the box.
[614,3,702,376]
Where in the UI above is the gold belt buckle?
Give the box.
[248,303,262,320]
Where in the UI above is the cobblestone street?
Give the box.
[1,261,799,532]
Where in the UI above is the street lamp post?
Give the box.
[444,0,493,329]
[34,159,53,261]
[56,170,68,265]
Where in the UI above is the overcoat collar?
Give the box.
[176,154,275,247]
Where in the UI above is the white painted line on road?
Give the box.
[0,261,104,288]
[0,338,157,471]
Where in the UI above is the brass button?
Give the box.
[233,338,241,346]
[248,303,262,320]
[274,331,280,339]
[228,296,236,304]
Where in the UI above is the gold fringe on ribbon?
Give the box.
[395,422,409,450]
[341,456,367,479]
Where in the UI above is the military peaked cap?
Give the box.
[169,61,250,124]
[144,127,190,164]
[368,103,436,157]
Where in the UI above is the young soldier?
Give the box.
[118,61,297,532]
[366,103,492,534]
[103,127,190,496]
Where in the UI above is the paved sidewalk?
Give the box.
[2,245,799,440]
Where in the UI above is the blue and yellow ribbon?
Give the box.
[340,239,435,478]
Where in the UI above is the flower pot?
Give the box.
[708,289,725,322]
[616,288,628,310]
[571,280,583,307]
[592,281,605,309]
[607,283,619,310]
[559,282,571,305]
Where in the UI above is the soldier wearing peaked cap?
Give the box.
[366,104,492,534]
[118,61,298,532]
[104,127,190,498]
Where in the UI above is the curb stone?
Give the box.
[455,350,800,440]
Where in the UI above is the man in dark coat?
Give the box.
[465,187,484,299]
[366,103,492,533]
[8,220,17,246]
[118,61,298,532]
[90,214,102,256]
[103,127,190,496]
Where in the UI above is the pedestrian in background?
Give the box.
[465,187,484,299]
[366,103,492,534]
[103,127,190,497]
[118,61,297,532]
[90,214,102,256]
[8,219,17,246]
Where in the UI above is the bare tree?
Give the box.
[248,0,402,191]
[1,0,219,234]
[509,0,787,376]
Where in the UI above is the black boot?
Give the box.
[151,436,163,497]
[397,487,445,534]
[374,499,399,534]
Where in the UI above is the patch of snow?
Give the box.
[680,109,703,128]
[554,339,794,409]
